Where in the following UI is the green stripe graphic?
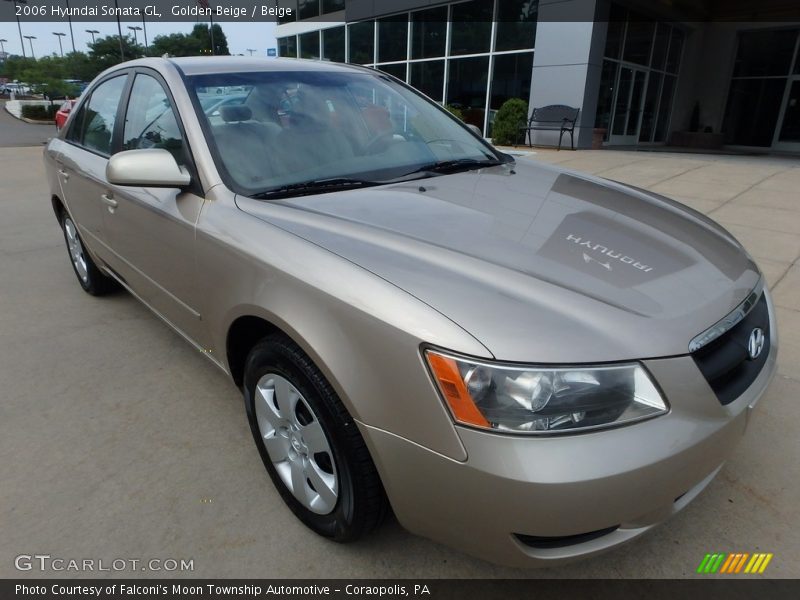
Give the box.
[697,554,712,573]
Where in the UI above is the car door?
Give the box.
[103,69,208,347]
[56,73,130,266]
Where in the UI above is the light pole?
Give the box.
[114,0,125,60]
[246,49,257,56]
[127,26,142,51]
[53,32,66,57]
[0,39,7,57]
[23,35,36,59]
[141,16,148,54]
[64,0,75,53]
[3,0,27,58]
[85,29,99,46]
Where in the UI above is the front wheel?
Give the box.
[61,215,117,296]
[243,334,387,542]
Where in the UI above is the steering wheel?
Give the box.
[363,131,403,154]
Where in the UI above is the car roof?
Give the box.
[112,56,370,77]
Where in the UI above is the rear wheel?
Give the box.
[243,334,387,542]
[61,215,117,296]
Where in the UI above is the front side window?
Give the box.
[187,70,504,196]
[122,74,185,165]
[68,75,127,155]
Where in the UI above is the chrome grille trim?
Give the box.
[688,279,764,353]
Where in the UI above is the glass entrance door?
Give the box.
[774,78,800,151]
[609,66,648,145]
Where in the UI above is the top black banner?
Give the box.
[1,0,800,24]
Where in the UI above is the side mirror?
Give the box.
[466,124,483,138]
[106,149,191,188]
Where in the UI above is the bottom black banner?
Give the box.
[3,579,800,600]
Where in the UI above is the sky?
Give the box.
[0,19,277,58]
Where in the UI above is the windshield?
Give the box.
[186,69,505,197]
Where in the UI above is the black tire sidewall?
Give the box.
[243,338,360,541]
[60,215,115,296]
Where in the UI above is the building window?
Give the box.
[277,1,296,24]
[450,0,493,56]
[495,0,538,52]
[377,63,407,82]
[349,20,375,65]
[732,29,796,77]
[622,21,655,66]
[723,28,800,146]
[298,0,320,21]
[299,31,320,60]
[411,7,447,59]
[322,26,345,63]
[488,52,534,135]
[378,15,409,63]
[446,55,490,129]
[410,60,445,102]
[594,5,684,144]
[322,0,344,14]
[278,36,298,58]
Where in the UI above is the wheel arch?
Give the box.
[51,194,66,224]
[225,314,282,388]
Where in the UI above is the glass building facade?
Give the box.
[277,0,537,136]
[276,0,800,151]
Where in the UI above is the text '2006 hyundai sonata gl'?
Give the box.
[44,57,777,567]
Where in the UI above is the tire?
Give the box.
[243,334,387,542]
[61,215,117,296]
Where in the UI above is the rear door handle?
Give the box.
[101,194,118,211]
[58,169,69,180]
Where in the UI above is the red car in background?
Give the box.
[55,99,77,130]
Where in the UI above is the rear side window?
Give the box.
[122,74,185,165]
[67,75,127,156]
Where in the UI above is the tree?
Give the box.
[63,51,98,82]
[150,32,203,57]
[151,24,230,57]
[88,34,144,72]
[196,23,230,56]
[492,98,528,146]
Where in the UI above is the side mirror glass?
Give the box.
[106,149,191,188]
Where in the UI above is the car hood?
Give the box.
[235,161,760,362]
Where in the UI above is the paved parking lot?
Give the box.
[1,141,798,579]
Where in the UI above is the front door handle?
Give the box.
[58,169,69,180]
[101,194,118,212]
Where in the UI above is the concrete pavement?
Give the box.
[0,104,56,148]
[0,143,799,579]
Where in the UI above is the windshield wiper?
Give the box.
[402,157,507,177]
[250,178,382,200]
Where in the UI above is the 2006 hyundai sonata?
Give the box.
[44,57,777,567]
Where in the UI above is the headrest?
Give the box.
[220,105,252,123]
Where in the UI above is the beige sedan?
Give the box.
[44,57,777,567]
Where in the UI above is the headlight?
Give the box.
[425,350,668,434]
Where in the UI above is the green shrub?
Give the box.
[492,98,528,146]
[445,104,464,121]
[21,104,58,121]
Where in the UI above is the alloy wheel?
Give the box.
[254,373,338,515]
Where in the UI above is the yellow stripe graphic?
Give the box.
[744,554,757,573]
[758,554,773,574]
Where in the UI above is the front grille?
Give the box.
[692,293,770,405]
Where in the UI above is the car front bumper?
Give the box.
[359,299,778,568]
